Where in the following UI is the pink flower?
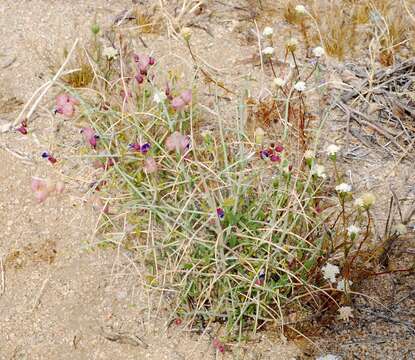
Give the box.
[139,54,150,71]
[171,90,192,111]
[165,131,190,153]
[135,74,144,84]
[31,177,54,203]
[55,181,65,194]
[180,90,192,104]
[171,97,186,111]
[16,120,28,135]
[143,157,158,173]
[212,338,225,353]
[56,93,79,106]
[81,127,99,149]
[55,93,79,118]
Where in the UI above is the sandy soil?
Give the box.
[1,0,414,359]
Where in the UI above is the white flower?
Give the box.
[354,192,375,209]
[316,354,341,360]
[336,183,352,194]
[393,223,407,235]
[153,91,167,104]
[326,144,340,156]
[262,26,274,37]
[286,37,299,51]
[103,46,118,60]
[295,5,307,14]
[313,46,325,58]
[337,278,353,291]
[347,225,360,237]
[262,46,275,56]
[294,81,306,92]
[304,150,315,159]
[338,306,354,322]
[322,263,340,283]
[311,164,326,179]
[273,77,286,87]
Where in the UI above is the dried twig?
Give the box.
[31,272,51,312]
[100,325,149,348]
[0,256,5,296]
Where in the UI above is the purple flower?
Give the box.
[81,127,99,149]
[256,269,265,285]
[129,142,151,154]
[270,154,281,163]
[260,149,269,159]
[216,207,225,219]
[140,143,151,154]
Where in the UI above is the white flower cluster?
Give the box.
[262,46,275,56]
[262,26,274,37]
[326,144,340,156]
[354,192,376,209]
[316,355,341,360]
[338,306,354,321]
[337,278,353,291]
[311,163,326,179]
[347,225,360,237]
[322,263,340,283]
[335,183,352,194]
[273,77,286,88]
[103,46,118,60]
[313,46,325,58]
[294,81,306,92]
[295,5,307,14]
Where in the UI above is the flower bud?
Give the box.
[181,27,192,42]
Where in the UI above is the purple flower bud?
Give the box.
[17,126,28,135]
[216,207,225,219]
[149,57,155,65]
[135,74,144,84]
[41,151,49,158]
[274,144,284,152]
[133,54,139,62]
[48,155,57,164]
[129,143,141,152]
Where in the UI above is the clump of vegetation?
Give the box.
[32,2,411,345]
[282,0,414,62]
